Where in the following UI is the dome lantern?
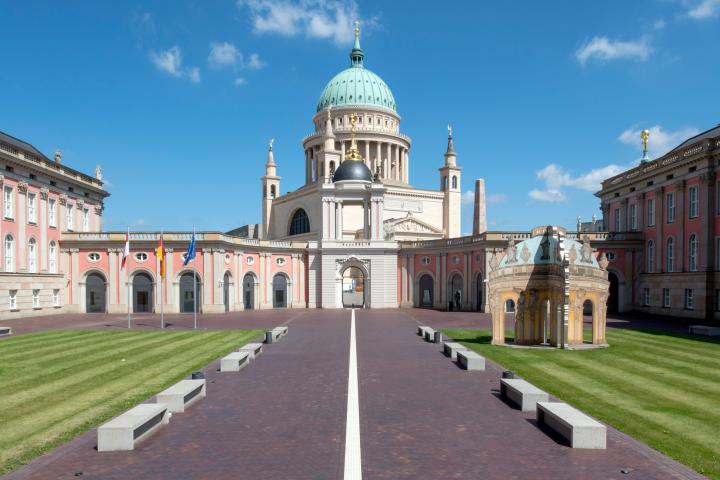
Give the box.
[349,20,364,67]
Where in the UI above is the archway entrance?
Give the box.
[342,267,365,308]
[607,271,619,313]
[243,273,256,310]
[179,272,201,313]
[583,299,594,343]
[223,272,231,312]
[418,274,434,308]
[273,274,287,308]
[133,272,153,313]
[85,273,106,313]
[449,273,463,311]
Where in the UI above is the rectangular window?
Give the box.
[53,289,60,307]
[614,208,621,231]
[48,198,56,227]
[684,289,693,310]
[4,186,13,219]
[643,288,650,306]
[82,208,89,232]
[663,288,671,308]
[28,192,36,223]
[66,204,73,231]
[647,198,655,226]
[667,192,676,223]
[689,186,699,219]
[32,289,40,308]
[716,290,720,312]
[9,290,17,310]
[629,203,637,230]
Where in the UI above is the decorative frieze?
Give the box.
[17,181,28,194]
[39,188,49,200]
[59,194,67,206]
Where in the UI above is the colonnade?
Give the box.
[305,140,409,184]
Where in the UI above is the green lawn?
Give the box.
[443,328,720,479]
[0,328,261,475]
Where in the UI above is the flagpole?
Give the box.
[193,226,197,330]
[160,229,164,330]
[127,226,131,329]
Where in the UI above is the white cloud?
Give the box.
[149,46,201,83]
[687,0,720,19]
[238,0,361,44]
[134,219,145,226]
[528,163,633,203]
[209,42,240,67]
[575,36,652,65]
[234,77,248,86]
[246,53,266,69]
[618,125,699,158]
[653,19,666,30]
[461,190,474,205]
[487,193,507,204]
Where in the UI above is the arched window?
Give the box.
[689,234,698,272]
[666,237,675,272]
[28,238,37,273]
[443,176,448,191]
[289,209,310,236]
[452,175,457,189]
[49,241,57,274]
[647,240,654,273]
[4,235,14,273]
[270,185,276,199]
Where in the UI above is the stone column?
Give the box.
[336,201,343,240]
[636,193,644,230]
[408,253,415,306]
[214,249,224,308]
[362,199,369,239]
[622,197,629,231]
[701,172,716,319]
[166,248,174,309]
[463,252,470,309]
[404,149,409,183]
[265,252,272,308]
[341,142,346,163]
[434,255,441,308]
[382,143,389,181]
[375,142,381,175]
[202,248,212,310]
[70,248,79,306]
[39,188,48,271]
[675,180,685,271]
[108,248,118,307]
[400,254,408,307]
[18,182,27,271]
[364,141,370,169]
[656,187,664,271]
[440,253,447,309]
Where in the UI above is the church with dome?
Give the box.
[0,24,612,345]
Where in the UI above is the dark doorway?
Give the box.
[607,271,619,313]
[133,272,153,313]
[85,273,106,313]
[243,273,255,310]
[273,274,287,308]
[419,275,434,308]
[475,273,483,311]
[180,272,201,313]
[450,274,463,311]
[223,272,231,312]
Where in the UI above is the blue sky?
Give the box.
[1,0,718,233]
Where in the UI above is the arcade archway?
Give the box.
[342,266,365,308]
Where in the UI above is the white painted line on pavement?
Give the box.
[343,308,362,480]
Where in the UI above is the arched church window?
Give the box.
[289,209,310,236]
[452,176,457,189]
[270,185,276,198]
[443,176,448,191]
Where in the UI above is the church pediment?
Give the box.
[383,216,443,238]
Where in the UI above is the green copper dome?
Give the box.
[316,27,396,113]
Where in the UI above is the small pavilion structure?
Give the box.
[487,226,610,348]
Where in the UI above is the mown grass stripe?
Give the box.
[0,331,139,364]
[609,334,720,366]
[0,331,111,357]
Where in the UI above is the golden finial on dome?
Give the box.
[354,20,360,39]
[640,129,650,163]
[345,113,363,161]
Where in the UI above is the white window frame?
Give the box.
[4,235,14,273]
[629,203,637,230]
[135,252,148,262]
[647,198,655,227]
[53,289,60,307]
[82,208,89,232]
[4,186,13,219]
[48,198,56,227]
[647,241,654,273]
[28,238,37,273]
[688,235,698,272]
[663,288,670,308]
[9,290,17,310]
[684,289,693,310]
[666,238,674,272]
[667,192,676,223]
[643,288,650,306]
[689,186,699,219]
[32,289,40,309]
[28,192,36,224]
[49,241,57,273]
[66,204,73,231]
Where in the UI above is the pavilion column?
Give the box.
[375,142,381,176]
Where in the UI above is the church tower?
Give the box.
[261,140,280,239]
[439,126,462,238]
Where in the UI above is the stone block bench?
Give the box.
[536,402,606,449]
[457,350,485,371]
[423,328,437,342]
[156,379,206,413]
[220,351,250,372]
[265,326,288,344]
[689,325,720,337]
[417,325,431,336]
[0,326,11,337]
[443,341,469,360]
[98,403,170,452]
[500,378,549,411]
[239,342,263,360]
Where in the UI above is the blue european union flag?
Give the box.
[183,232,196,266]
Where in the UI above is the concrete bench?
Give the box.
[220,351,250,372]
[423,328,437,342]
[239,342,263,360]
[0,326,11,337]
[265,326,288,344]
[689,325,720,337]
[457,350,485,371]
[500,378,549,411]
[98,403,170,452]
[417,326,431,336]
[156,379,206,413]
[443,341,469,360]
[275,326,288,336]
[536,402,606,449]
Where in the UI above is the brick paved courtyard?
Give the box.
[1,309,707,479]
